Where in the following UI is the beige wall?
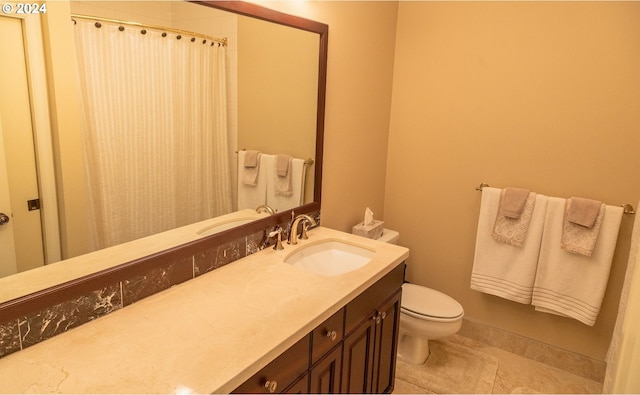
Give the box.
[386,2,640,360]
[42,1,91,259]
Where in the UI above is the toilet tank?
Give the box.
[377,229,399,244]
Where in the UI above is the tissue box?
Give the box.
[352,220,384,240]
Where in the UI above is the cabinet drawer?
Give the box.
[311,308,345,364]
[344,263,404,335]
[232,334,311,394]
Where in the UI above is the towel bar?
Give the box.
[475,183,635,215]
[235,149,314,165]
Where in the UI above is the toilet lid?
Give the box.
[401,283,464,319]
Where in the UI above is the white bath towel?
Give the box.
[237,151,268,210]
[471,187,549,304]
[265,155,306,213]
[532,197,623,326]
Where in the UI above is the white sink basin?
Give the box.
[197,210,269,237]
[197,218,257,237]
[284,240,375,276]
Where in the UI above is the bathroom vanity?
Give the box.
[233,262,404,394]
[0,227,408,393]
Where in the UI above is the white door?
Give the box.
[0,117,18,277]
[0,15,45,275]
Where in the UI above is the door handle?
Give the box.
[0,213,9,225]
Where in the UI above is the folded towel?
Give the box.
[561,199,605,257]
[266,156,306,213]
[276,154,291,177]
[274,156,293,196]
[498,188,531,219]
[470,187,549,304]
[243,150,261,168]
[532,198,623,326]
[567,197,602,228]
[492,190,537,247]
[241,151,262,186]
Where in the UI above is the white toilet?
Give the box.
[377,229,465,365]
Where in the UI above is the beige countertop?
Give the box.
[0,227,409,394]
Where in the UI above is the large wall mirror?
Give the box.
[0,0,327,304]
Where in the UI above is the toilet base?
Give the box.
[397,332,430,365]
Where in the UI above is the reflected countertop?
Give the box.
[0,226,409,394]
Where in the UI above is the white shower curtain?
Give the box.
[74,19,232,250]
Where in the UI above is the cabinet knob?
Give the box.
[264,380,278,393]
[0,213,9,225]
[326,330,337,341]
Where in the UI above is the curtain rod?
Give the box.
[71,13,228,47]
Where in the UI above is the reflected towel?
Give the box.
[276,154,291,177]
[275,155,293,196]
[244,150,261,168]
[532,197,623,326]
[498,188,530,219]
[561,199,605,257]
[237,152,268,210]
[241,150,262,186]
[470,187,549,304]
[492,190,537,247]
[266,156,306,213]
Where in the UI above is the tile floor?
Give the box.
[394,334,604,394]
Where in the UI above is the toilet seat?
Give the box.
[401,283,464,322]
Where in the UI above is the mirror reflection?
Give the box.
[0,0,320,280]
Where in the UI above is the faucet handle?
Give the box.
[300,222,311,240]
[268,226,284,250]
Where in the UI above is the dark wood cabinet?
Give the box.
[340,313,376,393]
[231,335,310,394]
[310,345,342,393]
[342,264,404,394]
[232,263,404,394]
[371,291,401,394]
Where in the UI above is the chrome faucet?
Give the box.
[256,204,275,215]
[288,214,317,245]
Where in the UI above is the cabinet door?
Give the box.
[310,345,342,393]
[340,315,376,394]
[372,290,401,394]
[284,373,309,394]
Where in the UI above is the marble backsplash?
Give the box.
[0,212,318,359]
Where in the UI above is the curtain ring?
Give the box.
[141,29,147,35]
[118,26,124,32]
[95,22,102,28]
[176,34,182,40]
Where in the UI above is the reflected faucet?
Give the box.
[256,205,275,215]
[288,214,317,245]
